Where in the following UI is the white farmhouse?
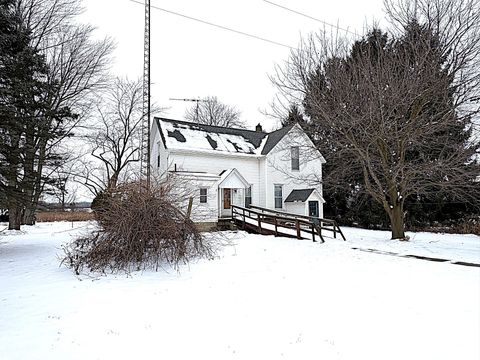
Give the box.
[151,118,326,228]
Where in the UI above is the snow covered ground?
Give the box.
[0,221,479,360]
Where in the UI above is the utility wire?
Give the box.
[263,0,360,37]
[129,0,297,50]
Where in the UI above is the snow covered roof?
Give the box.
[155,118,294,156]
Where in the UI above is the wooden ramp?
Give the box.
[231,205,345,243]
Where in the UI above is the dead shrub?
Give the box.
[410,216,480,235]
[451,218,480,236]
[62,182,216,274]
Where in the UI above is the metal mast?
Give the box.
[140,0,151,188]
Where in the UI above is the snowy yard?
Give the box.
[0,222,479,360]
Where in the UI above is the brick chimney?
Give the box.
[255,123,263,132]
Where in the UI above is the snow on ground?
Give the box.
[342,226,480,263]
[0,221,479,360]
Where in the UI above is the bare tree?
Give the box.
[184,96,245,128]
[272,0,480,239]
[45,161,80,210]
[79,77,144,195]
[1,0,114,227]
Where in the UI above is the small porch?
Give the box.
[217,169,250,218]
[284,188,325,218]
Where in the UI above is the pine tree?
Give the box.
[281,104,306,127]
[0,0,73,229]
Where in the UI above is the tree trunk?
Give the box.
[107,173,119,191]
[8,203,22,230]
[23,207,36,226]
[22,137,46,226]
[389,204,406,240]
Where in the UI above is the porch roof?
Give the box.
[284,189,315,202]
[217,168,250,189]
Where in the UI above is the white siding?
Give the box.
[150,125,169,178]
[264,126,324,215]
[258,158,266,206]
[150,122,325,222]
[285,202,306,216]
[168,151,264,208]
[169,174,219,223]
[190,179,218,223]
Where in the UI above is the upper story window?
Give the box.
[245,185,252,208]
[291,146,299,171]
[200,188,208,203]
[274,184,283,209]
[157,142,161,168]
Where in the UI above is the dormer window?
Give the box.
[291,146,299,170]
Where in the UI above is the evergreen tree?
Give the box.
[0,0,74,229]
[281,104,306,127]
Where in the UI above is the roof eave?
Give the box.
[156,118,168,149]
[169,147,265,158]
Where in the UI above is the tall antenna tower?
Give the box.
[140,0,151,188]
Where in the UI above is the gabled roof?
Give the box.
[155,117,294,156]
[261,125,294,155]
[284,189,315,202]
[217,168,250,189]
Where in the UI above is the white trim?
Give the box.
[217,168,250,189]
[169,171,220,181]
[306,189,325,203]
[169,148,265,159]
[199,187,208,204]
[274,184,283,209]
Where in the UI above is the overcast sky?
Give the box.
[80,0,386,131]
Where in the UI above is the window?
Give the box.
[274,185,283,209]
[245,186,252,208]
[200,188,208,203]
[291,146,299,170]
[157,142,161,168]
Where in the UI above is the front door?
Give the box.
[223,188,231,209]
[308,201,319,217]
[221,189,232,217]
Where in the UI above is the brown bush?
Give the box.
[36,211,94,222]
[410,217,480,235]
[451,219,480,236]
[61,182,216,275]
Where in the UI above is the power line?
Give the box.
[262,0,360,37]
[128,0,297,50]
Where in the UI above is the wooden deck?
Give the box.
[231,205,345,243]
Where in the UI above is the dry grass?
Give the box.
[450,221,480,236]
[410,218,480,236]
[36,211,94,223]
